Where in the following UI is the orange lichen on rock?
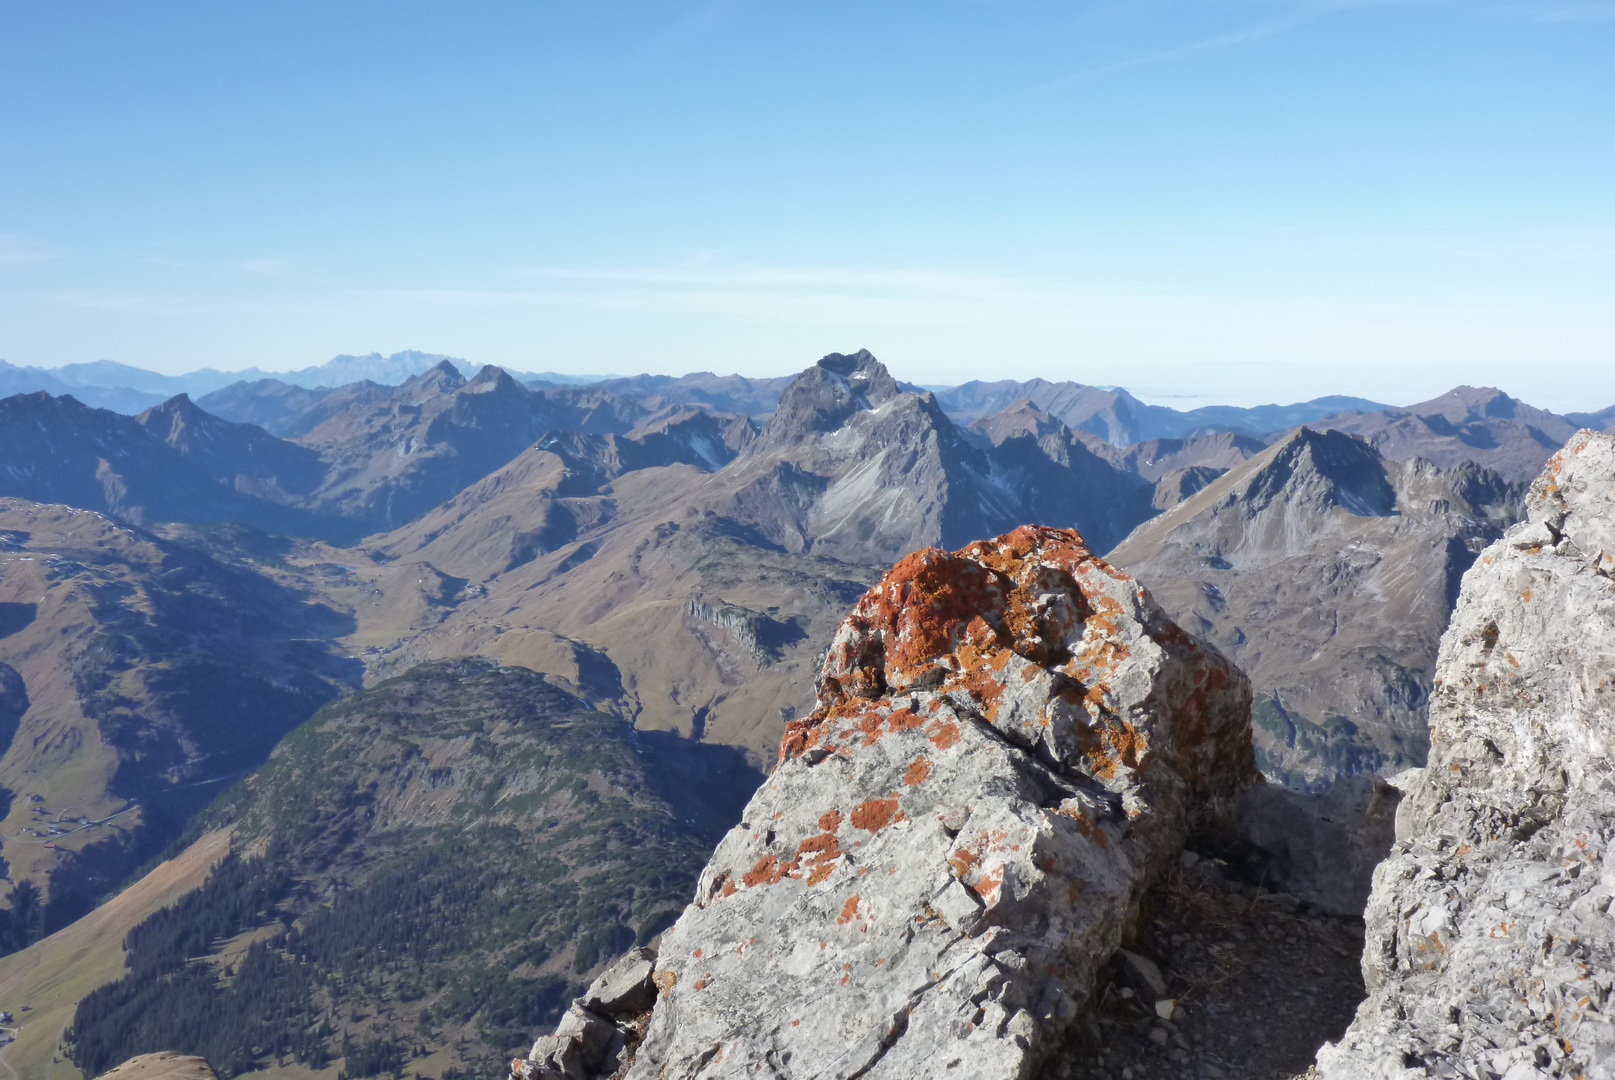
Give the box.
[1058,801,1111,849]
[850,797,902,833]
[927,719,961,750]
[973,864,1006,903]
[902,754,931,785]
[948,846,977,878]
[742,856,787,888]
[837,894,861,925]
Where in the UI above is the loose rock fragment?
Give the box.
[513,946,660,1080]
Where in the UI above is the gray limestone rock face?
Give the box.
[1315,429,1615,1079]
[579,945,660,1016]
[623,525,1258,1080]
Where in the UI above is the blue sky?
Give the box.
[2,1,1611,409]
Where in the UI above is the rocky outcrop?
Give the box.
[583,525,1258,1080]
[516,947,662,1080]
[1315,429,1615,1079]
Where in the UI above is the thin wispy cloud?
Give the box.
[1039,0,1606,88]
[1497,2,1615,21]
[0,234,55,269]
[649,0,754,53]
[240,257,297,276]
[25,290,191,313]
[1043,7,1326,87]
[373,260,1612,351]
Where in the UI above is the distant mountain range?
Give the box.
[0,351,618,414]
[9,353,1614,455]
[3,346,1615,1075]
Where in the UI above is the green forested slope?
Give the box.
[66,660,738,1079]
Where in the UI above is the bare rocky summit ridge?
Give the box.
[514,524,1257,1080]
[1315,429,1615,1078]
[135,393,329,506]
[1111,426,1522,787]
[95,1051,219,1080]
[721,351,1154,560]
[1316,386,1579,484]
[0,390,336,537]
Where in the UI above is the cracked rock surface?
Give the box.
[1315,429,1615,1079]
[623,525,1258,1079]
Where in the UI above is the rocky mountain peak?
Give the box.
[971,398,1066,445]
[133,391,203,428]
[1416,383,1520,421]
[399,359,467,397]
[1115,427,1398,565]
[1245,426,1397,518]
[757,349,905,444]
[1319,385,1578,483]
[463,363,525,395]
[523,524,1260,1080]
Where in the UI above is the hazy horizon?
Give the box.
[7,347,1612,416]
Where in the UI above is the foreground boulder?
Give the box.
[599,525,1257,1079]
[1316,429,1615,1079]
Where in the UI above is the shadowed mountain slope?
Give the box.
[287,363,637,533]
[969,399,1225,537]
[1565,402,1615,432]
[1101,431,1269,483]
[1110,427,1521,786]
[0,361,167,414]
[0,392,345,538]
[193,378,340,436]
[937,378,1198,445]
[592,371,793,417]
[0,501,358,932]
[65,659,737,1080]
[939,379,1387,444]
[136,394,329,505]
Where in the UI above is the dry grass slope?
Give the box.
[0,830,232,1080]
